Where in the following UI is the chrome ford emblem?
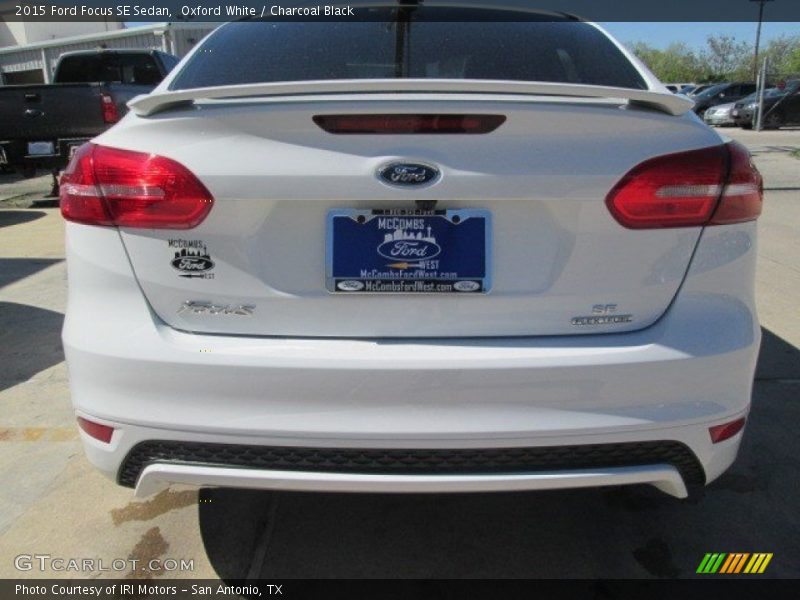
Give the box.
[453,280,481,292]
[336,280,365,292]
[379,162,440,187]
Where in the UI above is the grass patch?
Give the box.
[791,149,800,160]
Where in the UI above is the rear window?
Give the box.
[55,53,162,85]
[171,9,646,91]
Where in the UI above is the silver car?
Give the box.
[704,102,736,126]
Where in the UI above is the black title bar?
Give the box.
[4,0,800,22]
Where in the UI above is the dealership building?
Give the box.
[0,20,216,85]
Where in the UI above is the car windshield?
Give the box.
[741,88,791,103]
[784,81,800,94]
[695,84,728,99]
[740,89,778,103]
[171,8,647,91]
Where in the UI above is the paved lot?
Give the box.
[0,128,798,580]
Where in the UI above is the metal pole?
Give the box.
[753,1,765,81]
[40,48,51,84]
[755,57,768,131]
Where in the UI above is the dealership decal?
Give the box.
[328,209,489,293]
[378,221,442,261]
[168,239,215,279]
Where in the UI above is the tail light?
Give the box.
[709,417,746,443]
[60,143,213,229]
[709,141,764,225]
[606,141,762,229]
[100,93,120,124]
[77,417,114,443]
[313,114,506,134]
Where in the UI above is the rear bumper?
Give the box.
[79,417,741,499]
[135,463,690,499]
[704,114,734,126]
[64,222,760,497]
[1,137,90,170]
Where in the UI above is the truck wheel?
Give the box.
[49,170,60,197]
[20,165,37,179]
[741,122,752,130]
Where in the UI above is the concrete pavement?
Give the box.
[0,129,798,579]
[0,209,216,580]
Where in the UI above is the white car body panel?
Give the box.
[65,219,758,497]
[62,15,760,499]
[96,98,721,338]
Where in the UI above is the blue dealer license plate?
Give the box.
[327,209,491,293]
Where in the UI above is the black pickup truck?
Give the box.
[0,49,178,184]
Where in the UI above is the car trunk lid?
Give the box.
[100,95,721,337]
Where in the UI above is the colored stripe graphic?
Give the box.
[744,554,761,573]
[699,552,773,574]
[727,553,749,573]
[759,554,773,573]
[711,553,726,573]
[696,554,714,573]
[719,554,736,573]
[697,553,726,573]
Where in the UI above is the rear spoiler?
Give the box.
[129,79,694,117]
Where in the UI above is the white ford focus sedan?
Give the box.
[61,6,762,500]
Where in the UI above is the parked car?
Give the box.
[664,82,694,94]
[61,7,762,502]
[731,88,780,128]
[692,82,757,117]
[0,49,178,187]
[686,83,715,97]
[703,102,736,126]
[734,81,800,129]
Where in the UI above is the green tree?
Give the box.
[628,41,704,82]
[760,36,800,80]
[702,35,753,80]
[629,33,800,84]
[787,47,800,78]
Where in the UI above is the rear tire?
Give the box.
[740,122,752,130]
[763,112,783,130]
[20,164,37,179]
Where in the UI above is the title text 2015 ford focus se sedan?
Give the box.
[61,6,763,500]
